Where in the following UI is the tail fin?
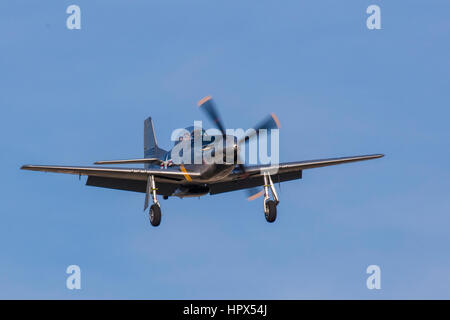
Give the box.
[144,117,167,159]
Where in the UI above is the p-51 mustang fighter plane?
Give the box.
[21,96,383,227]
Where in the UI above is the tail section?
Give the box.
[144,117,167,160]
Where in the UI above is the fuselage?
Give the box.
[149,128,240,197]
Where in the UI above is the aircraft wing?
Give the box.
[240,154,383,175]
[20,164,199,183]
[209,154,383,195]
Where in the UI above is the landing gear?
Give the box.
[263,172,279,223]
[144,175,162,227]
[149,204,161,226]
[264,200,277,223]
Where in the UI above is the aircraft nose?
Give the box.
[222,135,237,148]
[224,135,239,158]
[227,135,238,151]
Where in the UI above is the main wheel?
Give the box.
[149,204,161,227]
[265,200,277,223]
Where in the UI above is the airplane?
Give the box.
[21,96,384,227]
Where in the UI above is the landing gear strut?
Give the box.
[263,172,279,223]
[145,175,161,227]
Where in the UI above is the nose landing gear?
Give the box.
[263,172,279,223]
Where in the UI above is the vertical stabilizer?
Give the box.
[144,117,167,160]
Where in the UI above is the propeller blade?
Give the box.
[237,163,249,178]
[238,113,281,145]
[246,187,264,201]
[236,114,280,176]
[197,96,226,136]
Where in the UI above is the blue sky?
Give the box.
[1,0,449,299]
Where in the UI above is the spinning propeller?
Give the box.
[197,96,281,200]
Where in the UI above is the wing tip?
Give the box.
[21,164,37,171]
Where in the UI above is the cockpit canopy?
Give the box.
[173,126,210,146]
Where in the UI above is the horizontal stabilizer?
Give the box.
[93,158,164,165]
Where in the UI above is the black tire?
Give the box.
[149,204,161,227]
[265,200,277,223]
